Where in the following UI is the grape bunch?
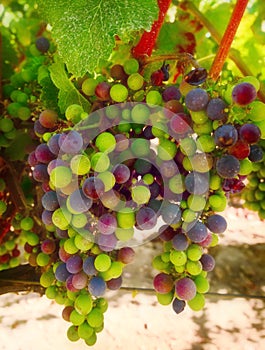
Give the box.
[26,54,265,346]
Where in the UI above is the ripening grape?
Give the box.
[186,221,208,243]
[214,124,238,147]
[205,214,227,233]
[175,277,197,301]
[185,88,209,111]
[239,123,261,144]
[206,98,228,120]
[153,273,174,294]
[172,298,186,314]
[232,82,257,106]
[136,206,157,230]
[200,253,215,271]
[216,155,240,178]
[39,109,58,128]
[88,276,107,297]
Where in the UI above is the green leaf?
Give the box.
[49,57,91,113]
[37,0,158,76]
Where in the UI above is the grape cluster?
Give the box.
[28,55,265,345]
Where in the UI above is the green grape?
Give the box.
[7,102,22,117]
[174,265,185,273]
[239,159,253,175]
[97,171,115,191]
[157,139,177,160]
[248,101,265,122]
[196,134,216,152]
[131,138,150,157]
[187,293,205,311]
[194,275,210,293]
[121,108,131,121]
[186,244,203,261]
[95,132,116,153]
[74,294,93,315]
[110,84,128,102]
[20,217,34,230]
[115,227,134,241]
[239,76,260,91]
[209,174,222,190]
[52,207,72,230]
[180,137,197,156]
[131,185,151,205]
[143,173,154,185]
[64,237,79,254]
[74,233,93,251]
[146,90,163,106]
[208,193,227,212]
[0,118,14,133]
[151,122,168,138]
[105,104,120,119]
[0,200,7,215]
[9,257,20,268]
[4,239,16,250]
[94,254,112,272]
[36,252,50,266]
[182,156,193,171]
[40,270,55,287]
[95,297,108,313]
[67,325,80,342]
[82,77,98,96]
[168,174,185,194]
[182,209,197,223]
[85,332,97,346]
[70,154,91,175]
[131,104,150,123]
[210,233,219,247]
[133,89,145,102]
[70,309,86,326]
[161,252,170,263]
[190,110,208,124]
[91,152,110,172]
[127,73,144,90]
[123,58,139,74]
[78,321,94,339]
[117,122,131,132]
[156,291,174,305]
[87,308,104,328]
[191,153,213,172]
[25,231,39,246]
[65,104,84,123]
[71,213,87,228]
[50,166,72,188]
[107,261,123,278]
[186,260,203,275]
[117,207,135,229]
[187,194,206,212]
[170,250,187,266]
[17,106,31,120]
[193,120,213,135]
[45,285,57,299]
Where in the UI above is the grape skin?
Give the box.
[216,155,240,179]
[185,88,209,111]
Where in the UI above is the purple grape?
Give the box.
[97,233,117,252]
[41,210,53,225]
[136,207,157,230]
[222,178,245,194]
[161,202,181,225]
[28,151,38,166]
[169,113,192,136]
[41,191,59,211]
[248,145,263,162]
[149,181,160,199]
[117,247,135,264]
[172,233,189,251]
[107,276,123,290]
[158,226,176,241]
[56,228,68,239]
[214,124,238,147]
[59,131,83,154]
[35,37,50,53]
[72,271,88,290]
[185,172,209,195]
[95,82,111,101]
[239,123,261,144]
[186,221,208,243]
[206,98,228,120]
[153,273,174,294]
[162,86,181,102]
[232,82,257,106]
[185,88,209,111]
[48,133,61,155]
[68,189,93,213]
[175,277,197,300]
[33,164,49,182]
[58,246,71,262]
[97,213,117,235]
[216,155,240,179]
[34,120,49,136]
[172,298,186,314]
[66,255,83,274]
[200,253,215,271]
[41,239,56,254]
[55,262,71,282]
[88,276,107,297]
[66,274,79,292]
[112,164,131,184]
[82,177,105,199]
[205,214,227,233]
[83,256,97,276]
[143,126,155,139]
[160,160,178,178]
[47,159,68,175]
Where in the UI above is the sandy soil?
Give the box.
[0,206,264,350]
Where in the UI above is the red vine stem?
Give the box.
[132,0,172,58]
[209,0,249,81]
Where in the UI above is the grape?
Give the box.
[47,134,61,155]
[83,256,97,276]
[131,104,150,123]
[209,193,227,211]
[232,82,257,105]
[216,154,240,178]
[151,69,164,86]
[39,109,57,128]
[35,144,55,164]
[248,101,265,122]
[112,164,130,184]
[97,213,117,235]
[114,134,130,151]
[66,255,83,274]
[52,207,72,230]
[175,277,197,300]
[50,166,72,188]
[41,239,56,254]
[60,131,83,154]
[78,321,94,340]
[159,160,178,178]
[205,214,227,233]
[127,73,144,90]
[95,82,111,101]
[186,260,202,275]
[0,118,14,132]
[158,138,177,160]
[186,221,208,243]
[116,207,135,229]
[131,138,150,157]
[117,247,135,264]
[72,271,88,290]
[170,250,187,266]
[82,177,105,199]
[194,275,210,293]
[153,273,174,294]
[164,100,184,117]
[41,190,59,211]
[68,189,92,213]
[95,132,116,153]
[70,154,91,175]
[110,84,128,102]
[228,139,250,160]
[185,172,209,195]
[97,233,117,252]
[88,276,107,297]
[248,145,263,162]
[172,298,186,314]
[110,64,127,80]
[106,276,123,290]
[35,37,50,53]
[82,78,98,96]
[124,58,139,74]
[169,113,192,137]
[146,90,163,106]
[188,293,205,311]
[91,152,110,172]
[55,262,71,282]
[161,202,181,225]
[239,123,261,144]
[67,325,80,342]
[200,253,215,271]
[185,88,209,111]
[62,305,75,322]
[187,194,206,212]
[206,98,228,120]
[162,86,181,102]
[136,206,157,230]
[187,244,203,261]
[172,233,189,251]
[214,124,238,147]
[132,185,151,205]
[75,294,93,315]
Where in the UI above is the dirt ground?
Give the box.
[0,206,264,350]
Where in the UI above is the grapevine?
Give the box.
[1,0,265,348]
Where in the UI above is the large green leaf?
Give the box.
[49,57,91,113]
[37,0,158,77]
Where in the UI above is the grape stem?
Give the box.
[208,0,249,81]
[132,0,172,58]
